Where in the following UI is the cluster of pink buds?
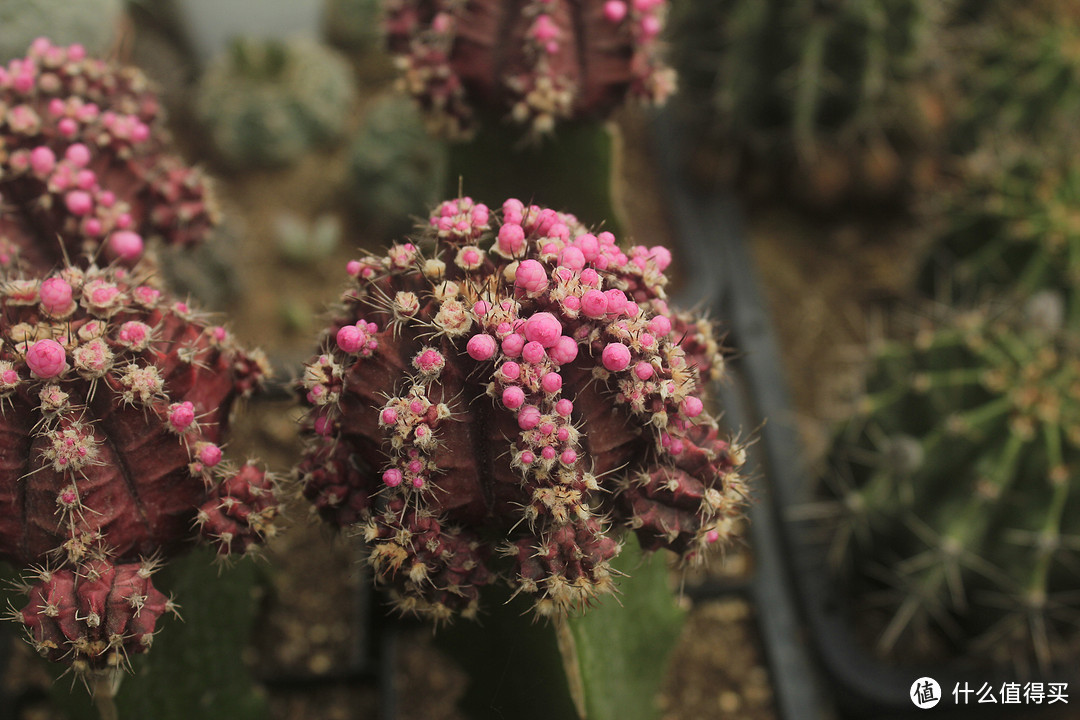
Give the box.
[0,38,219,272]
[385,0,676,138]
[0,264,279,676]
[297,196,746,622]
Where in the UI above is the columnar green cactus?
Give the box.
[296,196,747,622]
[670,0,942,199]
[195,37,356,169]
[825,302,1080,667]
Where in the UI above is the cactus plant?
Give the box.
[0,262,280,686]
[924,150,1080,323]
[324,0,385,52]
[195,37,356,169]
[0,0,123,64]
[348,94,447,232]
[950,0,1080,152]
[823,301,1080,668]
[296,195,747,622]
[669,0,944,202]
[0,39,220,271]
[384,0,676,139]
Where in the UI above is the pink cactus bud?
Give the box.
[524,312,563,347]
[522,341,546,364]
[65,190,92,215]
[502,333,525,357]
[26,339,66,378]
[39,277,73,315]
[603,0,628,22]
[648,315,672,336]
[502,386,526,409]
[337,324,365,353]
[30,146,56,175]
[383,468,403,487]
[682,397,704,418]
[168,401,196,432]
[198,443,223,467]
[515,259,548,294]
[467,333,498,361]
[549,335,579,365]
[635,362,654,380]
[581,290,608,318]
[65,143,92,167]
[602,343,632,372]
[108,230,144,261]
[555,398,574,416]
[541,372,563,393]
[499,361,522,381]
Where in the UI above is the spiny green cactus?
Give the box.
[951,0,1080,152]
[348,94,447,232]
[195,37,356,169]
[0,0,123,62]
[925,151,1080,323]
[670,0,944,201]
[824,301,1080,669]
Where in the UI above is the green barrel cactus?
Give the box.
[195,37,356,169]
[824,301,1080,668]
[348,94,447,232]
[0,0,123,63]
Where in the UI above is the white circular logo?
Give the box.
[911,677,941,709]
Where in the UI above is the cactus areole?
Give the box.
[386,0,676,138]
[0,265,277,674]
[299,197,747,622]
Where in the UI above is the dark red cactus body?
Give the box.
[299,197,747,620]
[0,265,279,671]
[386,0,675,137]
[0,39,219,271]
[19,558,174,672]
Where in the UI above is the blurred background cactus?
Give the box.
[323,0,384,53]
[0,0,124,63]
[195,36,356,169]
[669,0,948,205]
[820,300,1080,670]
[347,94,447,234]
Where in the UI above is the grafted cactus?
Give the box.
[195,37,356,169]
[0,264,280,679]
[824,302,1080,668]
[297,196,747,622]
[385,0,676,138]
[0,39,219,272]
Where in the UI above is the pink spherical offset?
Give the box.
[337,325,365,354]
[108,231,144,261]
[198,443,223,467]
[467,333,498,361]
[26,339,67,378]
[515,260,548,294]
[502,385,525,409]
[498,224,526,255]
[602,342,631,372]
[549,335,579,365]
[581,290,608,319]
[522,341,546,364]
[523,312,563,347]
[39,278,73,315]
[168,401,196,432]
[682,397,705,418]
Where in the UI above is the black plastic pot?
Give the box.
[650,106,1079,720]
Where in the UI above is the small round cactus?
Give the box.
[823,302,1080,667]
[297,196,747,622]
[385,0,676,138]
[0,264,280,677]
[0,0,123,63]
[348,94,448,230]
[195,37,356,169]
[0,39,220,271]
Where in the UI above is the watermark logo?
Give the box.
[911,677,941,709]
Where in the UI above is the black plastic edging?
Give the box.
[649,106,834,720]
